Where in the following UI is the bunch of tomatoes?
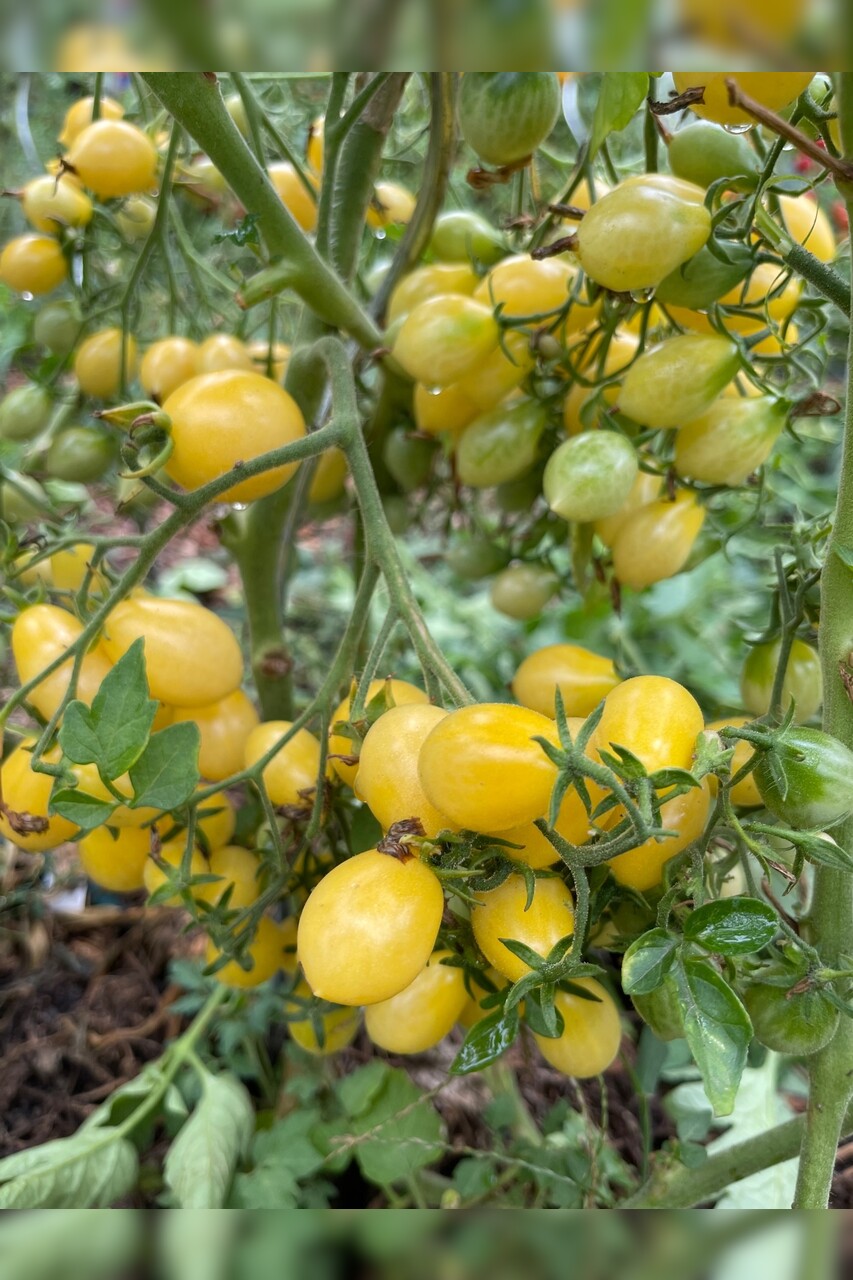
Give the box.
[0,71,851,1085]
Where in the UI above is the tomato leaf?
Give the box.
[345,1065,444,1186]
[451,1007,520,1075]
[621,928,679,995]
[683,897,778,956]
[0,1127,138,1208]
[129,722,200,811]
[58,639,157,782]
[164,1069,254,1209]
[676,957,752,1117]
[522,985,564,1038]
[588,73,649,160]
[48,787,117,831]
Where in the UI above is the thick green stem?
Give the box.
[793,71,853,1210]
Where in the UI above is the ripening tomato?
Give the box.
[243,720,324,808]
[619,173,707,204]
[445,536,510,580]
[678,0,804,49]
[456,398,546,489]
[308,447,348,504]
[67,120,158,199]
[197,844,262,909]
[172,689,259,783]
[458,73,561,166]
[207,915,291,988]
[668,121,759,191]
[21,174,93,232]
[776,193,836,264]
[471,873,575,982]
[19,542,105,594]
[143,838,209,904]
[383,428,438,492]
[490,564,559,621]
[618,335,740,430]
[671,72,814,128]
[754,727,853,830]
[512,644,619,719]
[139,337,200,402]
[428,209,506,265]
[367,181,416,229]
[606,779,712,891]
[719,262,802,326]
[365,950,468,1054]
[115,195,157,240]
[78,825,151,893]
[297,849,445,1005]
[593,469,662,547]
[0,383,52,442]
[247,340,291,382]
[674,395,786,486]
[196,333,253,374]
[268,161,318,233]
[592,675,705,776]
[195,788,237,851]
[12,603,113,720]
[101,596,243,708]
[163,371,306,503]
[45,427,117,483]
[58,95,124,147]
[419,703,559,833]
[611,491,706,591]
[288,979,361,1055]
[544,431,638,523]
[33,300,82,357]
[70,761,160,829]
[387,263,480,325]
[743,974,839,1056]
[392,295,500,387]
[475,254,588,322]
[413,381,480,437]
[576,183,712,292]
[0,743,78,852]
[224,93,250,137]
[455,331,535,413]
[532,979,622,1078]
[706,716,762,808]
[740,637,822,723]
[74,328,139,398]
[355,703,454,839]
[328,678,428,786]
[562,329,639,437]
[0,234,67,295]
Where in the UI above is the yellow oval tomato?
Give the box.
[387,262,480,325]
[139,336,200,402]
[21,174,93,232]
[247,340,291,382]
[142,838,208,904]
[172,689,259,783]
[671,72,814,128]
[197,844,262,909]
[475,254,592,323]
[58,95,124,147]
[78,824,150,892]
[392,295,500,387]
[776,192,836,263]
[268,161,318,232]
[454,330,535,412]
[20,543,106,595]
[413,381,480,437]
[355,703,454,838]
[365,950,468,1053]
[12,603,113,721]
[308,447,348,503]
[297,849,444,1005]
[288,979,361,1055]
[70,761,160,829]
[617,334,740,431]
[196,333,253,374]
[0,743,78,852]
[0,234,67,295]
[101,596,243,707]
[719,262,801,326]
[606,779,712,891]
[329,678,428,786]
[418,703,559,833]
[488,797,590,872]
[207,915,291,987]
[611,491,706,591]
[471,873,575,982]
[367,180,416,229]
[591,675,704,776]
[116,194,157,240]
[562,330,639,436]
[620,173,707,204]
[706,717,761,808]
[576,183,711,293]
[532,978,622,1078]
[593,469,663,547]
[195,788,237,851]
[512,644,619,719]
[74,328,139,398]
[66,120,158,199]
[162,370,306,503]
[306,116,324,173]
[243,720,324,808]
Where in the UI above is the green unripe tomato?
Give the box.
[0,474,51,522]
[495,470,544,513]
[740,638,822,723]
[458,73,561,167]
[490,562,558,619]
[576,183,712,293]
[655,244,753,311]
[0,384,52,441]
[382,428,438,492]
[674,395,787,486]
[45,427,118,483]
[668,122,759,191]
[543,431,638,523]
[446,536,510,580]
[632,977,685,1042]
[744,977,839,1056]
[456,399,546,489]
[33,300,82,356]
[754,727,853,830]
[429,210,506,266]
[618,335,740,430]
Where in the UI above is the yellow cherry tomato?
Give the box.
[308,447,348,503]
[172,690,259,783]
[162,370,306,504]
[0,743,78,852]
[719,261,802,326]
[776,192,836,264]
[365,950,468,1054]
[12,603,113,721]
[387,263,480,325]
[267,161,317,233]
[246,340,291,382]
[367,180,416,229]
[74,328,139,398]
[487,746,591,871]
[67,120,158,199]
[143,838,208,904]
[19,542,106,595]
[195,789,237,851]
[606,779,712,891]
[512,644,619,719]
[562,330,639,436]
[620,172,707,204]
[196,333,253,374]
[297,849,445,1005]
[139,337,200,402]
[593,469,663,547]
[617,334,740,431]
[21,174,93,232]
[591,675,704,776]
[0,235,67,295]
[115,195,157,240]
[475,254,594,325]
[70,761,160,829]
[58,95,124,148]
[392,295,500,387]
[611,491,706,591]
[196,844,263,909]
[532,978,622,1078]
[78,825,151,893]
[706,717,761,808]
[418,703,559,833]
[413,381,480,437]
[671,72,814,128]
[328,678,428,787]
[306,117,324,173]
[101,596,243,708]
[471,873,575,982]
[288,978,361,1055]
[454,330,535,412]
[244,720,325,808]
[354,703,455,838]
[207,915,291,987]
[576,183,711,293]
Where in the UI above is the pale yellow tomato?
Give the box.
[70,761,160,829]
[354,703,454,838]
[606,779,712,891]
[11,603,113,721]
[66,120,158,199]
[196,333,253,374]
[268,162,318,233]
[197,844,263,909]
[392,295,500,387]
[246,340,291,382]
[244,720,325,808]
[195,789,237,851]
[172,690,259,783]
[413,381,480,437]
[21,174,93,233]
[0,743,77,852]
[593,469,663,547]
[512,645,619,719]
[143,838,208,904]
[454,330,535,412]
[287,977,361,1055]
[365,950,468,1053]
[207,915,291,987]
[308,447,348,503]
[139,337,200,402]
[471,873,575,982]
[328,679,428,787]
[367,181,416,229]
[532,978,622,1078]
[74,328,139,398]
[671,72,814,128]
[387,263,480,325]
[706,716,762,808]
[0,235,67,295]
[58,95,124,148]
[78,825,150,892]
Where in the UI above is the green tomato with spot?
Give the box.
[429,210,506,266]
[744,974,839,1056]
[458,73,561,167]
[618,335,740,430]
[0,384,52,441]
[456,399,546,489]
[490,562,558,620]
[668,121,759,192]
[45,427,118,483]
[543,430,638,523]
[754,727,853,831]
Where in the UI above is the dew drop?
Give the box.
[21,291,33,302]
[629,287,656,304]
[724,123,753,135]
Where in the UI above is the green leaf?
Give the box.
[337,1060,390,1118]
[589,73,649,159]
[49,788,117,831]
[0,1127,138,1208]
[683,897,778,956]
[348,1066,444,1186]
[129,722,200,811]
[57,701,102,766]
[58,639,156,781]
[451,1007,519,1075]
[621,929,679,995]
[164,1070,254,1208]
[677,958,752,1117]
